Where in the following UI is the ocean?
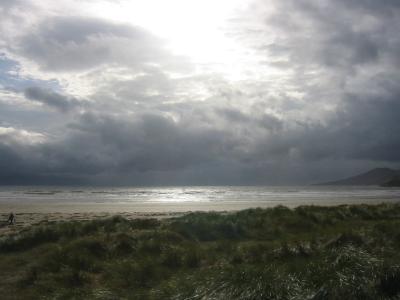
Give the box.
[0,185,399,206]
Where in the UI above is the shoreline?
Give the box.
[1,197,399,213]
[0,198,399,237]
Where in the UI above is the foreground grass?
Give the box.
[1,203,400,299]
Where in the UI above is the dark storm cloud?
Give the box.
[1,87,399,185]
[24,86,82,112]
[65,112,236,172]
[335,92,400,161]
[338,0,400,15]
[248,89,400,164]
[0,112,242,184]
[1,0,400,185]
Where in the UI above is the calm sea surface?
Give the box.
[0,186,399,205]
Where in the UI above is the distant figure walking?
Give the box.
[7,212,15,225]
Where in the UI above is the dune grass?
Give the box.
[1,203,400,299]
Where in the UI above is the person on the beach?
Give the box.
[7,212,15,225]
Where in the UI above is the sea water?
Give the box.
[0,186,399,206]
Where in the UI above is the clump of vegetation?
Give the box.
[1,203,400,299]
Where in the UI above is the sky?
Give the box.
[0,0,399,186]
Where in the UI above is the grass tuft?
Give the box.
[1,204,400,299]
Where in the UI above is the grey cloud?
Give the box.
[216,107,283,133]
[0,92,399,186]
[241,0,400,76]
[216,108,251,123]
[258,114,283,132]
[336,93,400,161]
[24,86,82,112]
[67,112,235,172]
[0,0,24,11]
[90,70,175,112]
[16,16,187,72]
[0,112,241,184]
[255,90,400,163]
[1,0,400,185]
[338,0,400,15]
[222,0,400,164]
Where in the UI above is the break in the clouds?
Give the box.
[0,0,399,185]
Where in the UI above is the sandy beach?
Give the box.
[0,209,185,237]
[1,196,399,237]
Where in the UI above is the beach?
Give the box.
[0,185,399,237]
[1,197,400,238]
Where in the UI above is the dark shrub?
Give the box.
[130,218,160,230]
[18,265,39,287]
[324,232,366,248]
[112,233,135,256]
[57,268,89,287]
[183,247,201,268]
[379,266,400,297]
[161,247,183,268]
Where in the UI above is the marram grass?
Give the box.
[1,203,400,299]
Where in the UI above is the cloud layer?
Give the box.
[0,0,399,185]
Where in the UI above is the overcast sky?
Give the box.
[0,0,399,185]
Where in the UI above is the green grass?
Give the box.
[1,203,400,299]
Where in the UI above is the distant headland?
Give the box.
[316,168,400,186]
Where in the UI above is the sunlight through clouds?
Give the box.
[0,0,400,185]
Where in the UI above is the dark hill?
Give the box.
[316,168,400,186]
[381,177,400,187]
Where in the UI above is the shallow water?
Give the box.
[0,185,399,205]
